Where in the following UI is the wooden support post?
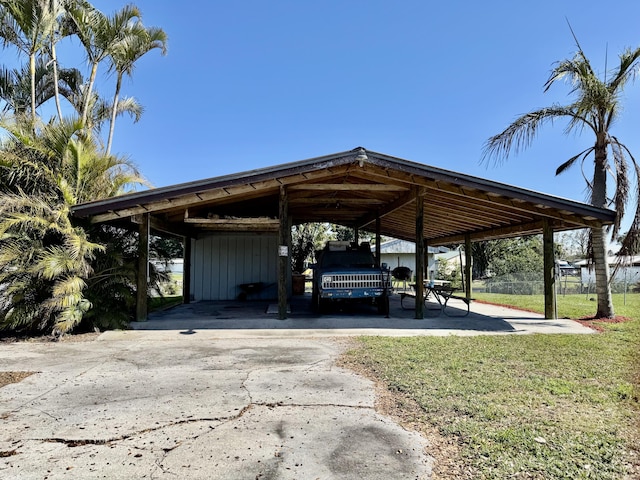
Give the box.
[278,186,289,320]
[415,188,425,319]
[543,219,557,319]
[465,233,472,300]
[375,215,381,267]
[182,236,191,304]
[136,213,149,321]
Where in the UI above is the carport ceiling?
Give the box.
[71,148,615,245]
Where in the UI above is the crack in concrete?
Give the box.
[34,400,370,448]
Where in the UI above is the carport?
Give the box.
[71,147,615,321]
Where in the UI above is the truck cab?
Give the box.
[311,241,391,314]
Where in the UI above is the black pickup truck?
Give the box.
[311,241,391,314]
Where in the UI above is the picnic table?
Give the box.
[400,283,474,317]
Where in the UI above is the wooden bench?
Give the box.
[439,292,475,317]
[399,291,416,310]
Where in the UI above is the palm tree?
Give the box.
[0,58,83,115]
[106,20,166,154]
[483,40,640,318]
[65,1,141,130]
[0,115,147,334]
[0,0,61,122]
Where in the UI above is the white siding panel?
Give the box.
[190,233,278,301]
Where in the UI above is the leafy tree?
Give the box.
[556,228,590,260]
[291,223,329,273]
[483,37,640,318]
[330,224,374,244]
[472,236,565,278]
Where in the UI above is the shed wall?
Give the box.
[190,233,278,301]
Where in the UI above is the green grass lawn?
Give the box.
[342,294,639,479]
[473,292,640,321]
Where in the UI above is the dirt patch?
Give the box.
[0,371,36,389]
[0,332,99,389]
[337,339,475,480]
[574,315,634,332]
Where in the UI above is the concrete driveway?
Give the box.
[0,334,432,479]
[0,298,594,479]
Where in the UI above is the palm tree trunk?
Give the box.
[106,73,122,156]
[81,61,99,129]
[591,225,614,317]
[592,142,615,318]
[51,42,63,122]
[29,52,37,123]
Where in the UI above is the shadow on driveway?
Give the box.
[132,294,593,336]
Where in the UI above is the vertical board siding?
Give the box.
[190,233,278,301]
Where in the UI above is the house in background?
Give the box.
[575,255,640,285]
[373,239,449,281]
[435,249,466,276]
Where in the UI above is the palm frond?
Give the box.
[607,47,640,92]
[609,140,630,238]
[481,105,579,165]
[555,147,593,176]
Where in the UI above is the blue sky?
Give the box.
[24,1,640,231]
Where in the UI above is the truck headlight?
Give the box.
[322,275,332,283]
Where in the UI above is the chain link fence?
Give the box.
[474,273,639,296]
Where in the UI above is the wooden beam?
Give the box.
[465,233,472,300]
[429,221,546,246]
[289,197,387,205]
[356,189,417,228]
[543,219,557,319]
[183,236,191,304]
[415,187,426,319]
[136,213,149,321]
[278,186,289,320]
[184,217,279,232]
[287,183,408,192]
[375,215,381,267]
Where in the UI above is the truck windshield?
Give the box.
[320,251,375,268]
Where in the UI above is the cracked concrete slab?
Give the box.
[0,336,432,479]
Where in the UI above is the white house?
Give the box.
[373,239,449,281]
[575,255,640,285]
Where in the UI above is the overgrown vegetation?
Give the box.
[0,1,167,335]
[343,295,639,479]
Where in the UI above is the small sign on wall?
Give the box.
[279,245,289,257]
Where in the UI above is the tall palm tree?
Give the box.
[65,1,141,130]
[106,20,166,154]
[44,0,69,121]
[483,41,640,318]
[0,0,60,122]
